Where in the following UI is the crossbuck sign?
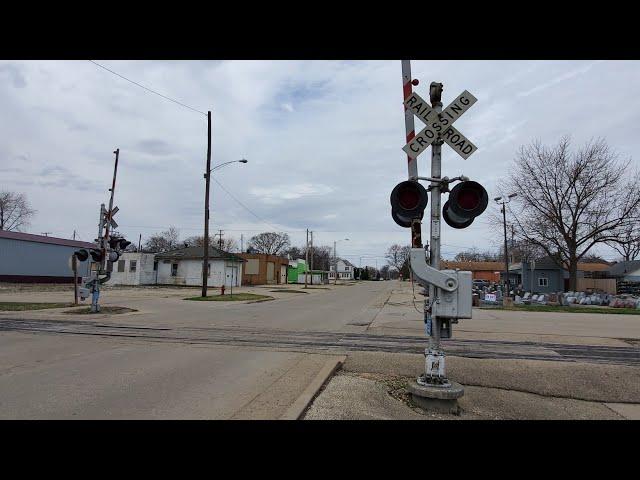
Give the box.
[402,90,478,160]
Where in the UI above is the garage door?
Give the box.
[266,262,275,284]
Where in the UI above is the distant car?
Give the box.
[473,280,490,288]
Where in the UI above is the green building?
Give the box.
[287,259,329,284]
[287,259,308,283]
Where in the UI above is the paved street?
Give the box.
[0,282,389,419]
[1,280,639,419]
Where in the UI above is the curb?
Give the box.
[280,355,346,420]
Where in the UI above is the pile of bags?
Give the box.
[609,296,640,309]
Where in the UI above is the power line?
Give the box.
[89,60,207,116]
[211,177,283,232]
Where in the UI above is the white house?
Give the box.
[108,252,157,286]
[154,246,244,287]
[329,258,355,281]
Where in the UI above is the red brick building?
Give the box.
[238,253,289,286]
[441,261,503,282]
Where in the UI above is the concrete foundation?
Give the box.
[407,380,464,415]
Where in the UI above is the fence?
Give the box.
[576,278,617,294]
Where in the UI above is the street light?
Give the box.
[333,238,349,284]
[494,193,518,300]
[202,158,248,298]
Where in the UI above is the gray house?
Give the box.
[608,260,640,282]
[504,258,565,294]
[0,230,93,283]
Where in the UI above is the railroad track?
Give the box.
[1,317,639,367]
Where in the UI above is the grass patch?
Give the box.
[269,289,308,294]
[185,293,273,302]
[479,304,640,315]
[0,302,73,311]
[64,306,138,314]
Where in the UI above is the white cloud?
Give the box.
[1,60,638,261]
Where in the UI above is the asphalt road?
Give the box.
[2,280,639,419]
[0,281,392,419]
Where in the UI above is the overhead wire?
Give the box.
[88,60,207,116]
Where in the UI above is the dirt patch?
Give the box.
[0,302,73,311]
[184,293,274,302]
[268,290,308,294]
[64,306,138,314]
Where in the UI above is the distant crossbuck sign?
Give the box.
[402,90,478,160]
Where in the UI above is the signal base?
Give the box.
[407,379,464,415]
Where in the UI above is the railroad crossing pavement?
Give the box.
[1,280,639,419]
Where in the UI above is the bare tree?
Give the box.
[502,136,640,290]
[454,248,501,262]
[143,226,180,253]
[248,232,291,255]
[385,244,411,272]
[606,220,640,261]
[184,235,238,252]
[0,191,36,231]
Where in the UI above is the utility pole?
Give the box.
[218,229,224,250]
[73,230,76,240]
[333,240,337,285]
[310,231,314,285]
[72,254,78,305]
[241,234,244,253]
[305,229,309,289]
[202,111,212,297]
[502,203,510,297]
[494,194,517,300]
[138,233,142,252]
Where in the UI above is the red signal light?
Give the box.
[448,181,488,218]
[390,180,428,228]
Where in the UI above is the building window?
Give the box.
[538,277,548,287]
[345,266,349,271]
[130,260,137,272]
[153,261,158,271]
[117,260,125,272]
[171,264,178,276]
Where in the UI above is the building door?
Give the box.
[266,262,275,284]
[225,266,238,287]
[280,265,287,284]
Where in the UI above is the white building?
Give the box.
[329,258,355,281]
[108,252,157,286]
[155,246,244,287]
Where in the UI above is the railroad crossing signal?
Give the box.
[390,180,428,228]
[101,205,119,230]
[402,90,478,160]
[442,180,489,229]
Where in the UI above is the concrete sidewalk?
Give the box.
[304,352,640,420]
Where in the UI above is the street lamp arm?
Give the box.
[206,159,248,176]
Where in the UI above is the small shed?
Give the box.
[155,246,244,287]
[107,252,158,286]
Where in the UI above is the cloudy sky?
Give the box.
[1,60,639,265]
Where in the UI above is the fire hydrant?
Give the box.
[221,285,225,296]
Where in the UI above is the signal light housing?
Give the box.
[442,181,489,229]
[89,249,104,262]
[442,200,475,229]
[74,249,89,262]
[390,180,428,228]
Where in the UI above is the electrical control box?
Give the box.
[435,269,472,319]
